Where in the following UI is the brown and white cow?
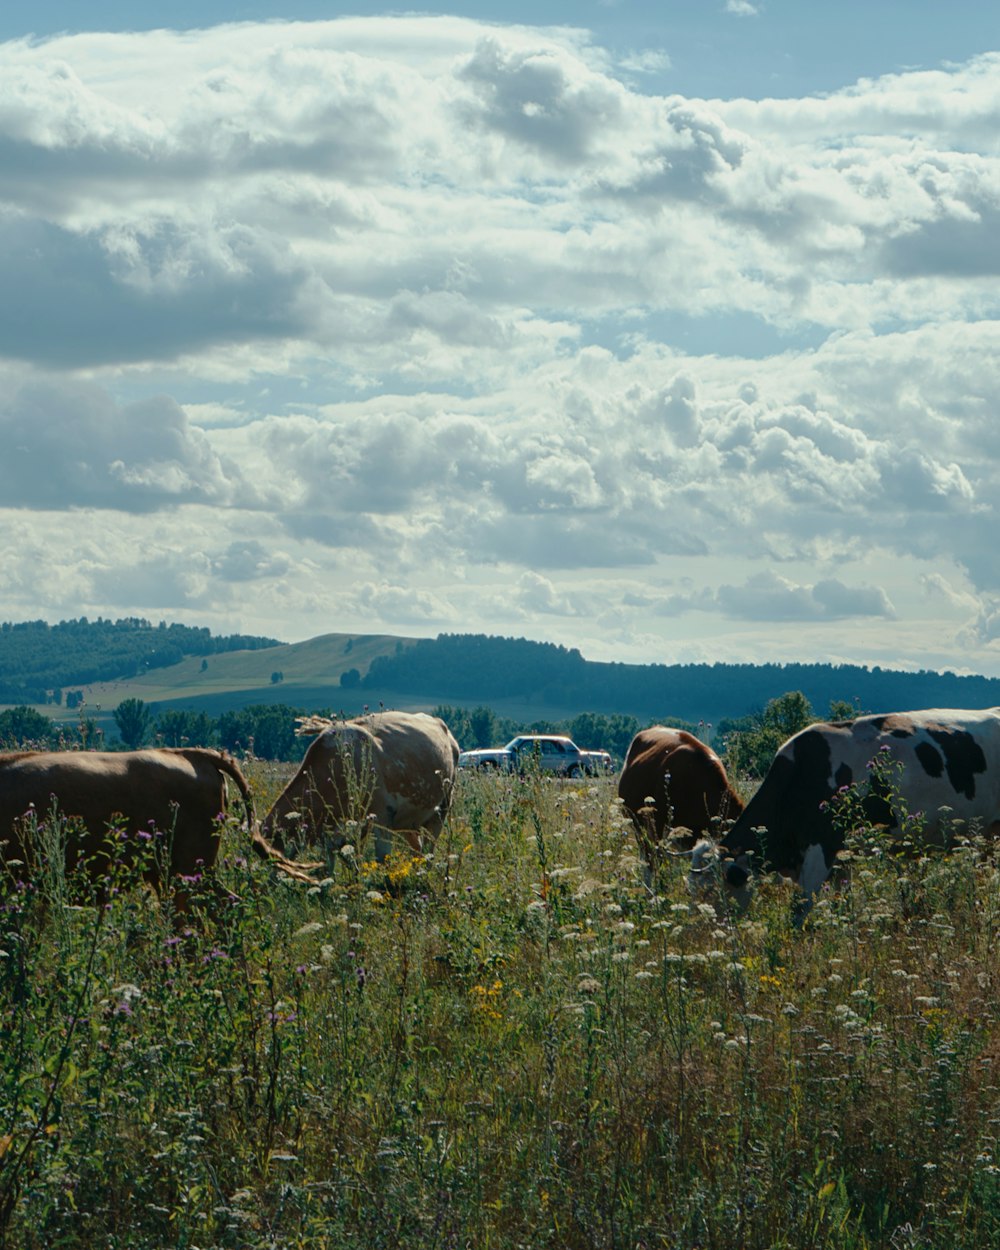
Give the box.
[0,747,315,898]
[261,711,460,860]
[697,708,1000,902]
[618,727,744,867]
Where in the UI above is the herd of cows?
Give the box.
[1,706,999,910]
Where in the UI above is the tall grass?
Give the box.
[3,765,1000,1247]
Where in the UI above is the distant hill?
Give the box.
[3,624,1000,733]
[360,633,1000,726]
[0,617,281,705]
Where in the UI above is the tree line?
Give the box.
[361,632,1000,722]
[0,700,658,761]
[0,690,846,778]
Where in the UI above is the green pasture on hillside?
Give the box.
[3,629,607,743]
[7,632,592,737]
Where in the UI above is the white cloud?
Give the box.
[0,379,248,511]
[618,50,671,76]
[0,18,999,674]
[355,581,451,624]
[651,571,894,622]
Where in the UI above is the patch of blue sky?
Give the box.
[580,308,833,360]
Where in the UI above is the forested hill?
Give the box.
[5,622,1000,725]
[0,618,281,705]
[363,633,1000,722]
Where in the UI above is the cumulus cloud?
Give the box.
[1,17,999,673]
[653,571,894,622]
[515,571,592,616]
[456,35,625,164]
[3,20,999,383]
[0,380,248,511]
[213,540,293,583]
[0,215,322,369]
[355,581,450,623]
[89,550,214,610]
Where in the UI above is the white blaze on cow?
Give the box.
[0,747,314,898]
[699,708,1000,902]
[261,711,460,859]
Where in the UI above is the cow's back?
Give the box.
[618,727,741,842]
[366,712,460,837]
[262,711,459,854]
[0,749,230,879]
[722,707,1000,885]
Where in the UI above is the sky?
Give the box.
[2,2,1000,678]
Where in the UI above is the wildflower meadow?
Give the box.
[3,763,1000,1248]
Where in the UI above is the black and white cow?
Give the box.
[697,708,1000,900]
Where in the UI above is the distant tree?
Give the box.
[567,712,643,760]
[66,690,84,710]
[340,668,361,689]
[270,671,284,685]
[156,709,217,748]
[0,706,56,748]
[200,659,208,672]
[468,706,497,748]
[114,697,153,749]
[218,704,302,761]
[722,690,816,780]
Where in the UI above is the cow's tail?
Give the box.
[176,748,323,884]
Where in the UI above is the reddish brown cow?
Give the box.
[618,727,743,868]
[0,747,314,899]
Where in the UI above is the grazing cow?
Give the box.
[261,711,460,859]
[0,747,315,899]
[618,727,744,866]
[698,708,1000,902]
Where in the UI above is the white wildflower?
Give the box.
[293,922,324,940]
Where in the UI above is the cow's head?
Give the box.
[685,837,754,915]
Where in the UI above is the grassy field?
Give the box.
[54,633,412,721]
[3,766,1000,1248]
